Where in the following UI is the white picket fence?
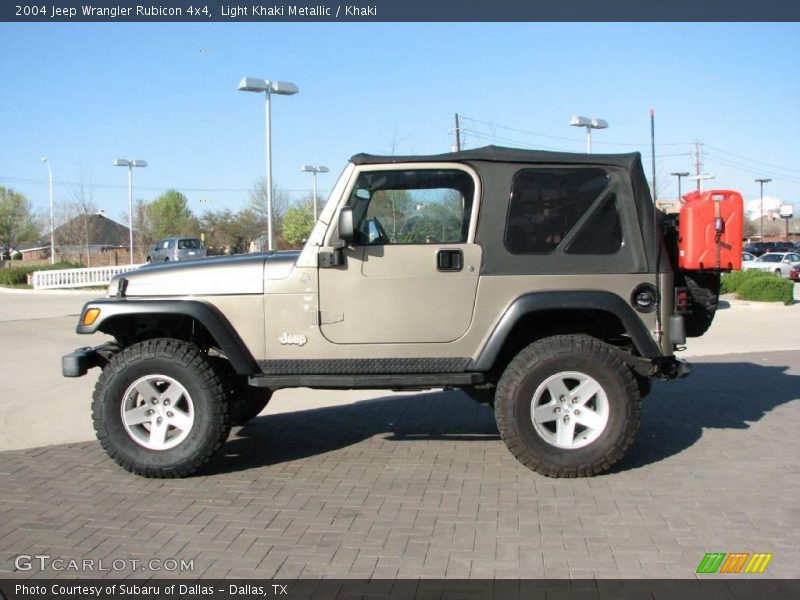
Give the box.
[32,264,143,290]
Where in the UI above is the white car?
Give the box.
[742,251,800,278]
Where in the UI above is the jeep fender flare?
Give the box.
[77,299,259,375]
[469,291,662,371]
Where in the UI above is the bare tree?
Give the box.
[57,165,98,266]
[247,178,290,248]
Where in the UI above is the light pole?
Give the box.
[685,173,714,194]
[301,165,329,220]
[569,115,608,153]
[113,159,147,264]
[755,178,772,241]
[671,171,690,203]
[238,77,299,251]
[40,157,55,264]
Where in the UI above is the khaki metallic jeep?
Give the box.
[63,146,720,478]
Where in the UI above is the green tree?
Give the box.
[282,201,315,247]
[0,186,39,254]
[200,208,253,255]
[146,189,197,241]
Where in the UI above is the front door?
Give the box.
[318,164,482,345]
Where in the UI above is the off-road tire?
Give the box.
[682,272,720,338]
[208,356,272,426]
[92,338,230,478]
[494,334,641,477]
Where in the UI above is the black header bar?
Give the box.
[2,0,799,23]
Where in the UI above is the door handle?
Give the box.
[437,249,463,272]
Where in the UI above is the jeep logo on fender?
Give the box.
[279,332,307,346]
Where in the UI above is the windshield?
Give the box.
[757,254,781,263]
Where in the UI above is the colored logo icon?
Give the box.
[696,552,773,574]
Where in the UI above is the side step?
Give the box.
[249,372,483,390]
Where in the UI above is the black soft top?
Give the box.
[351,145,643,171]
[351,145,660,275]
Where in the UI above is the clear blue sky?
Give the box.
[1,22,798,224]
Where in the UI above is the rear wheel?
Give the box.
[494,335,640,477]
[92,338,230,478]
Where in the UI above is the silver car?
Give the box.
[742,251,800,278]
[146,237,206,263]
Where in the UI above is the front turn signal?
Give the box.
[82,308,101,326]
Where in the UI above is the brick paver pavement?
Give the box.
[1,351,798,580]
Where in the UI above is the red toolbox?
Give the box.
[678,189,744,271]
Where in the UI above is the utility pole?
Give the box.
[454,113,462,152]
[694,141,703,191]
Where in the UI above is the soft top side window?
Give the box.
[504,168,614,255]
[346,169,475,245]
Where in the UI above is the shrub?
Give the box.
[736,273,794,304]
[0,261,81,286]
[721,269,776,294]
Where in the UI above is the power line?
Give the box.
[460,115,692,147]
[703,154,800,185]
[702,143,800,175]
[0,175,318,195]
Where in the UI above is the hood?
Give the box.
[109,252,300,297]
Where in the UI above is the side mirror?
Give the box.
[338,207,355,243]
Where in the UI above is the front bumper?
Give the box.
[61,343,117,377]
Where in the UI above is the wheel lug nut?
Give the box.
[559,395,566,403]
[166,411,174,418]
[574,409,581,416]
[147,409,155,416]
[150,398,158,405]
[563,415,570,423]
[156,417,163,424]
[163,399,170,406]
[554,407,561,413]
[572,398,579,404]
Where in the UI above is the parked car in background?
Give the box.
[742,251,756,263]
[146,237,206,263]
[744,242,767,256]
[742,251,800,278]
[771,241,795,252]
[790,264,800,282]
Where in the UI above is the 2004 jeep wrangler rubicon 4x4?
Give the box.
[62,146,743,478]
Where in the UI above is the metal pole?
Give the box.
[677,175,682,203]
[128,165,134,264]
[586,127,592,153]
[454,113,461,152]
[650,109,657,202]
[264,89,274,251]
[45,161,54,264]
[312,170,318,221]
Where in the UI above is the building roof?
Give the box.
[44,213,131,248]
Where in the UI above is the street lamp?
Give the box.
[238,76,299,251]
[755,178,772,241]
[685,173,714,193]
[113,159,147,264]
[569,115,608,153]
[300,165,329,220]
[40,157,55,264]
[671,172,690,203]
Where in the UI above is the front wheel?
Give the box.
[92,338,230,478]
[494,335,640,477]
